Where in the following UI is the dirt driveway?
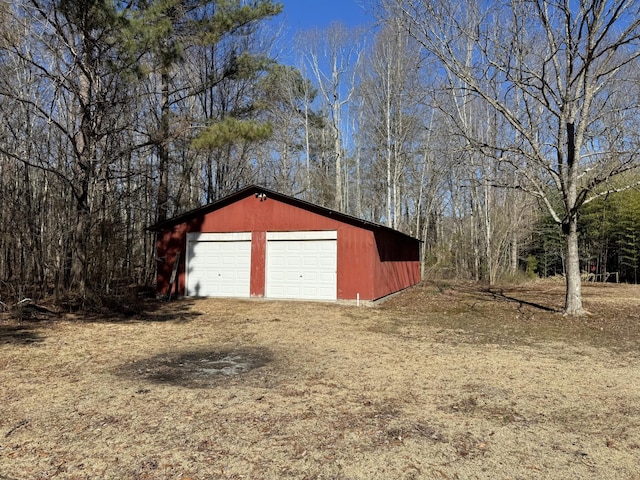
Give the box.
[1,281,639,479]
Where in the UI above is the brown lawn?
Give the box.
[1,280,639,479]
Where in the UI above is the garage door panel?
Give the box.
[287,257,302,267]
[266,235,337,300]
[270,271,285,281]
[319,256,334,266]
[318,272,334,282]
[284,272,299,282]
[186,235,251,297]
[304,257,318,266]
[270,287,285,296]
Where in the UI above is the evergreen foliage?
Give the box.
[530,185,640,283]
[192,117,273,149]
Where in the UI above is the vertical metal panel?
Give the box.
[336,227,375,300]
[250,231,266,297]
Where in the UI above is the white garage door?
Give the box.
[266,231,337,300]
[186,232,251,297]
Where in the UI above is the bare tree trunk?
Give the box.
[72,195,90,295]
[157,67,170,223]
[333,101,342,210]
[483,179,494,284]
[354,111,363,217]
[563,121,584,315]
[510,233,518,275]
[70,64,94,297]
[304,95,311,194]
[564,213,583,315]
[385,65,392,227]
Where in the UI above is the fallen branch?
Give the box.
[5,419,29,438]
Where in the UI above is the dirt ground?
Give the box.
[1,280,639,479]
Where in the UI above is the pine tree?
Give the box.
[131,0,282,221]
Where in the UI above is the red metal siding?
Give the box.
[336,226,375,300]
[372,230,422,300]
[156,223,189,296]
[155,192,419,300]
[196,195,343,232]
[250,231,266,297]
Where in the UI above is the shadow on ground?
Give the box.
[485,287,561,313]
[0,322,46,345]
[77,298,204,324]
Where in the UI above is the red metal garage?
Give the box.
[149,185,421,301]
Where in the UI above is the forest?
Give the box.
[0,0,639,314]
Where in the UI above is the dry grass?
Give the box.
[1,280,639,479]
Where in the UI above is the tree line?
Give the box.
[1,0,639,315]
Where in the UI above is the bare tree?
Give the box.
[299,23,364,212]
[386,0,640,314]
[253,64,314,193]
[358,17,424,228]
[0,0,142,297]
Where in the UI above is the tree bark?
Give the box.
[510,234,518,275]
[70,57,94,297]
[563,119,584,315]
[564,213,584,315]
[157,67,170,223]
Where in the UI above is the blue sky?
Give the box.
[278,0,373,31]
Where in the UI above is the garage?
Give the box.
[265,231,337,300]
[185,232,251,297]
[152,185,421,302]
